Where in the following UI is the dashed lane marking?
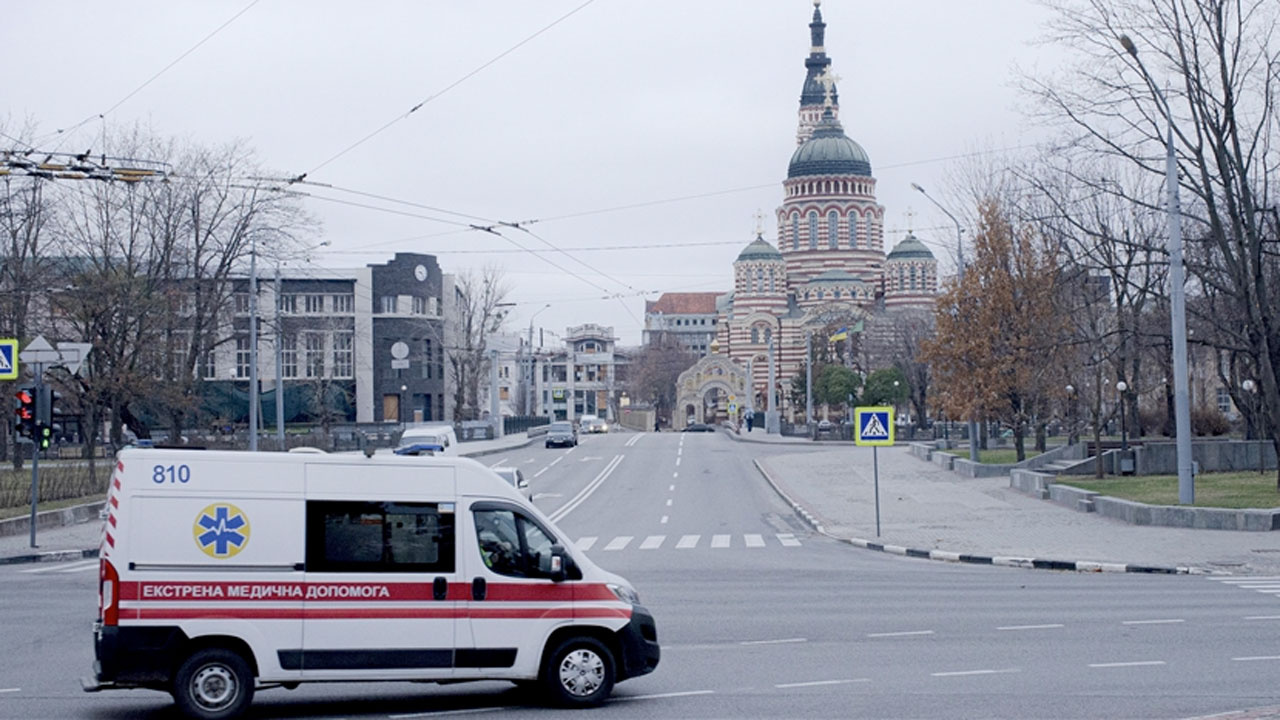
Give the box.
[931,668,1021,678]
[711,534,730,549]
[669,484,675,491]
[867,630,934,638]
[1246,615,1280,620]
[775,679,868,688]
[1233,656,1280,662]
[745,534,765,548]
[741,637,807,646]
[391,707,508,718]
[777,533,801,547]
[1122,619,1184,625]
[576,537,598,551]
[0,688,19,694]
[639,535,665,550]
[533,468,549,478]
[1088,661,1166,668]
[997,624,1064,631]
[660,515,669,524]
[613,690,715,702]
[666,499,672,507]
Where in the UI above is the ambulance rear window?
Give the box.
[306,501,455,574]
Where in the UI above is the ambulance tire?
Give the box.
[172,648,255,720]
[541,636,615,707]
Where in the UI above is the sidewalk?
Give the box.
[0,433,539,565]
[747,435,1280,575]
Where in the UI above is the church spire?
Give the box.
[797,0,839,144]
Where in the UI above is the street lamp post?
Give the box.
[912,182,979,463]
[399,384,407,426]
[1064,381,1075,443]
[1116,380,1129,451]
[1244,379,1262,474]
[248,235,259,452]
[1119,34,1194,504]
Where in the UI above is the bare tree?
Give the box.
[445,266,511,422]
[1029,0,1280,485]
[626,332,697,425]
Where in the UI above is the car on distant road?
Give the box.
[545,421,578,448]
[584,416,609,433]
[682,423,715,433]
[491,466,532,500]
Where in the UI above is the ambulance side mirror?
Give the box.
[549,544,570,583]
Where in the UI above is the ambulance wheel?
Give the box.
[541,636,614,707]
[173,648,255,720]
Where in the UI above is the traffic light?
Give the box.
[38,423,52,450]
[13,386,35,440]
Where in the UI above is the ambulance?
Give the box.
[83,448,659,719]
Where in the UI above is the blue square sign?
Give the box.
[0,339,17,381]
[854,406,894,446]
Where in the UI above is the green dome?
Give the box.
[886,233,936,261]
[808,269,862,283]
[736,236,783,262]
[788,111,872,178]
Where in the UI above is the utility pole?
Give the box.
[489,348,502,438]
[805,332,813,426]
[766,335,779,434]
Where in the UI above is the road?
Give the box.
[2,430,1279,718]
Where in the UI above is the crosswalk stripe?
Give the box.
[603,536,633,551]
[639,535,665,550]
[711,534,731,549]
[745,534,765,548]
[777,533,802,547]
[676,534,700,549]
[576,537,598,552]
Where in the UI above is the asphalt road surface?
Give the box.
[3,430,1280,719]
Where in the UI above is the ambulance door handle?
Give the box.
[433,577,447,601]
[471,577,486,601]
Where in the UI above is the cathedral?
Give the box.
[713,0,939,416]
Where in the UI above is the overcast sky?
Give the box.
[5,1,1062,345]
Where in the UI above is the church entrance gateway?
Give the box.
[674,351,748,430]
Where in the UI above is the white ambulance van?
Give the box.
[83,448,659,719]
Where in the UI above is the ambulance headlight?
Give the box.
[608,583,640,605]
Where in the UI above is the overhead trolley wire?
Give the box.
[303,0,597,178]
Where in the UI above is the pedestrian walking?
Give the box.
[745,409,754,432]
[654,417,660,433]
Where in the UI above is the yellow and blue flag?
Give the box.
[829,327,848,342]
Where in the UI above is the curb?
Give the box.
[458,436,537,459]
[751,458,1194,575]
[0,547,99,566]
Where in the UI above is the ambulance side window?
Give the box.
[474,508,559,579]
[306,501,455,574]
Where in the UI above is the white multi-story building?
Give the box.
[532,324,627,423]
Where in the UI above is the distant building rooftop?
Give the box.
[645,292,721,315]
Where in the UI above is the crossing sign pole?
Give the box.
[855,406,895,537]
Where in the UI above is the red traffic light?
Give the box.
[15,390,32,405]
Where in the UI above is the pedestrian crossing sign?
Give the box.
[0,339,17,381]
[855,406,893,446]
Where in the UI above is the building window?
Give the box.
[755,268,763,293]
[380,296,397,314]
[332,332,353,378]
[1217,387,1232,414]
[304,332,325,378]
[421,338,434,379]
[866,215,875,248]
[305,294,325,313]
[201,345,217,380]
[898,267,906,291]
[279,294,298,314]
[769,269,776,293]
[332,294,354,313]
[764,327,772,344]
[808,211,818,249]
[827,211,838,249]
[281,335,297,378]
[235,336,250,378]
[910,266,918,290]
[234,293,249,314]
[791,213,800,250]
[849,212,859,248]
[412,296,428,315]
[751,327,759,344]
[834,289,842,299]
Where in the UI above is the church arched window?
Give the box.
[898,267,906,291]
[866,215,875,248]
[817,289,825,300]
[791,213,800,250]
[834,289,842,299]
[848,212,858,248]
[808,211,818,249]
[910,266,917,290]
[764,327,773,344]
[827,211,838,249]
[768,269,776,293]
[755,268,763,293]
[751,327,759,344]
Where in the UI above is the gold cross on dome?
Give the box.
[753,208,766,236]
[905,206,916,233]
[816,68,841,107]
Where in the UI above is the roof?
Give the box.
[646,292,721,315]
[886,233,937,261]
[788,110,872,178]
[807,269,863,283]
[736,236,783,262]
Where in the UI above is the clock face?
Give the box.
[414,264,427,281]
